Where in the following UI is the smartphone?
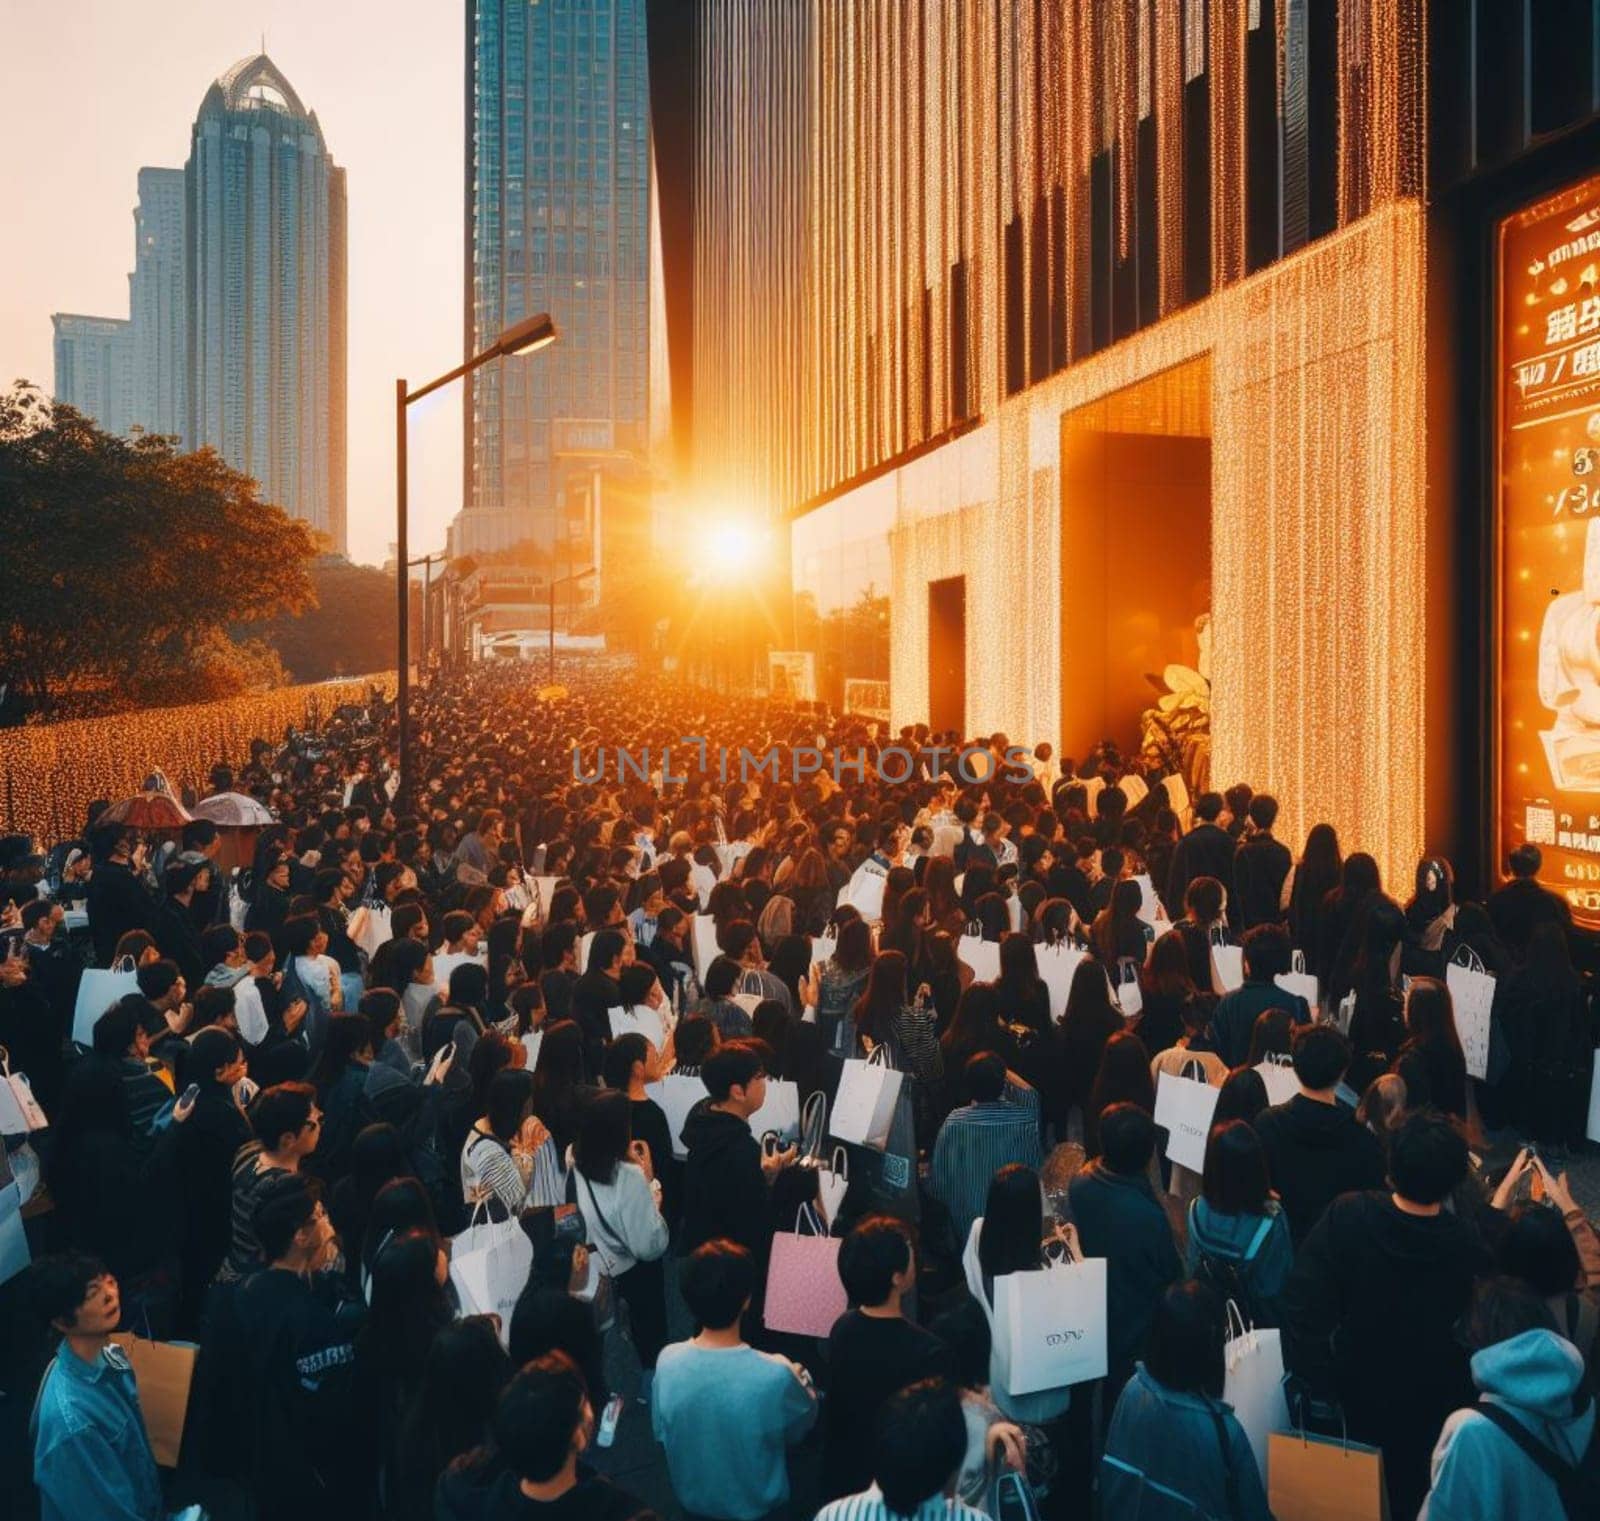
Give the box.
[596,1393,625,1448]
[180,1083,200,1108]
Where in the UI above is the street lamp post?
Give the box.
[549,566,596,683]
[395,312,556,805]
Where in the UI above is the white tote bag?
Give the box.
[1154,1066,1221,1174]
[691,914,720,980]
[747,1078,801,1142]
[1335,990,1357,1036]
[815,1143,850,1225]
[831,1046,904,1152]
[1113,959,1144,1018]
[448,1207,534,1347]
[0,1053,47,1134]
[1132,874,1163,926]
[72,961,140,1048]
[608,1003,668,1053]
[1586,1050,1600,1144]
[0,1180,29,1288]
[1222,1302,1289,1486]
[809,935,836,969]
[349,903,393,960]
[957,935,1001,982]
[1038,943,1090,1021]
[1253,1055,1300,1107]
[432,949,488,999]
[1274,950,1320,1014]
[1445,947,1496,1082]
[839,863,888,923]
[646,1073,710,1159]
[1209,934,1245,996]
[996,1246,1109,1396]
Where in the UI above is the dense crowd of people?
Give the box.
[1,663,1598,1520]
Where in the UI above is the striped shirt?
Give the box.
[814,1484,988,1521]
[931,1088,1044,1242]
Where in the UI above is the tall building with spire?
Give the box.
[131,167,186,441]
[185,54,347,552]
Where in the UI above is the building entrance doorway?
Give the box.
[1059,357,1212,764]
[928,575,966,736]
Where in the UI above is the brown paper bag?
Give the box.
[110,1334,197,1467]
[1268,1428,1389,1521]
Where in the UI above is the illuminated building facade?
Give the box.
[683,2,1600,908]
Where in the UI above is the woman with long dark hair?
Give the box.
[528,1019,592,1156]
[1402,856,1457,978]
[460,1068,552,1218]
[815,916,873,1054]
[1053,961,1124,1136]
[1316,851,1382,996]
[1136,930,1206,1057]
[306,1013,374,1183]
[995,933,1051,1038]
[923,855,966,937]
[1394,977,1468,1121]
[1343,896,1408,1082]
[1091,878,1149,972]
[1185,1120,1293,1321]
[1287,823,1342,961]
[850,947,944,1137]
[1498,922,1594,1144]
[1084,1030,1155,1158]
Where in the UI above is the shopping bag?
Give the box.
[0,1052,47,1133]
[109,1334,197,1468]
[521,1029,543,1071]
[1586,1050,1600,1144]
[957,935,1001,982]
[1210,936,1245,996]
[1154,1066,1221,1174]
[349,903,392,960]
[995,1246,1108,1395]
[1267,1426,1388,1521]
[1118,774,1149,809]
[747,1077,801,1142]
[608,1003,668,1053]
[764,1204,847,1338]
[0,1179,28,1287]
[1113,959,1143,1018]
[691,914,720,980]
[1037,943,1090,1021]
[1445,947,1496,1082]
[1132,874,1163,926]
[830,1045,904,1152]
[1275,950,1320,1015]
[449,1208,534,1347]
[1221,1302,1288,1487]
[815,1143,850,1226]
[1254,1055,1300,1107]
[809,935,836,969]
[1335,991,1356,1037]
[839,863,888,923]
[646,1073,710,1159]
[72,960,139,1047]
[432,949,487,999]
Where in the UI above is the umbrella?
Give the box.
[99,768,192,830]
[191,791,275,828]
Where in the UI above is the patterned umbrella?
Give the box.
[98,768,192,830]
[190,791,275,827]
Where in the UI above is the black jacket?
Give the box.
[1165,824,1236,920]
[1253,1095,1387,1245]
[681,1104,770,1263]
[86,859,152,965]
[175,1087,253,1292]
[1281,1191,1488,1519]
[1487,877,1573,962]
[569,968,622,1071]
[148,895,207,985]
[1232,831,1292,932]
[435,1459,641,1521]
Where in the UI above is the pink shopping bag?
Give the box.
[763,1204,847,1338]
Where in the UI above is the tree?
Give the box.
[0,383,318,718]
[243,555,397,683]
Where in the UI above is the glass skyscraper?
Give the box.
[186,55,347,552]
[51,314,133,436]
[457,0,652,560]
[131,167,186,442]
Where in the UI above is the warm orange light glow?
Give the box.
[705,522,761,573]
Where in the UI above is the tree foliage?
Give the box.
[0,382,318,718]
[243,555,397,683]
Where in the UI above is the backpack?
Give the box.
[1189,1205,1276,1326]
[1473,1398,1600,1520]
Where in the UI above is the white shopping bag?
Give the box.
[1223,1304,1289,1486]
[227,883,248,932]
[1113,959,1143,1018]
[815,1143,850,1225]
[646,1073,710,1159]
[577,931,598,975]
[1037,943,1090,1021]
[809,936,836,969]
[839,863,888,923]
[0,1179,29,1287]
[608,1003,668,1053]
[996,1247,1108,1396]
[1154,1066,1221,1174]
[957,935,1001,982]
[691,914,720,980]
[830,1046,905,1152]
[349,904,393,960]
[1132,875,1163,926]
[1274,950,1319,1014]
[1335,990,1356,1036]
[521,1029,543,1071]
[1586,1050,1600,1144]
[72,963,140,1048]
[1210,939,1245,996]
[1445,947,1496,1082]
[448,1209,534,1348]
[232,977,269,1047]
[1253,1056,1299,1107]
[747,1078,801,1142]
[433,949,488,999]
[0,1054,47,1134]
[1118,774,1149,810]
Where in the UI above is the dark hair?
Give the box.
[190,1026,242,1087]
[680,1239,756,1330]
[1290,1023,1350,1091]
[873,1379,968,1514]
[1145,1281,1226,1399]
[1389,1109,1469,1205]
[602,1033,650,1091]
[1200,1120,1272,1215]
[362,1179,439,1275]
[703,1039,765,1102]
[1184,876,1226,925]
[1498,1202,1583,1297]
[252,1172,323,1263]
[673,1014,717,1069]
[1508,843,1542,879]
[573,1088,632,1186]
[1245,1008,1294,1065]
[617,962,657,1007]
[587,928,627,975]
[362,1228,453,1382]
[136,958,181,1002]
[492,1351,591,1485]
[201,923,242,966]
[309,1013,374,1090]
[977,1164,1043,1279]
[398,1316,512,1490]
[1241,923,1291,981]
[1213,1066,1270,1126]
[1086,1031,1155,1154]
[1193,793,1224,823]
[703,955,741,1000]
[1099,1102,1157,1176]
[484,1068,536,1144]
[1466,1275,1560,1353]
[280,914,321,959]
[1403,976,1463,1058]
[965,1050,1008,1103]
[92,997,143,1057]
[249,1081,317,1150]
[360,988,402,1045]
[31,1251,111,1328]
[838,1215,914,1307]
[1247,795,1279,831]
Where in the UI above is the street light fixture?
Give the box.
[395,314,557,805]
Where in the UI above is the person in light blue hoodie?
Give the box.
[652,1238,817,1520]
[1421,1277,1597,1521]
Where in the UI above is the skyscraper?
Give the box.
[51,314,133,435]
[457,0,653,561]
[130,168,186,441]
[185,54,347,552]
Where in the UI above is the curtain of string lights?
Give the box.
[693,1,1427,885]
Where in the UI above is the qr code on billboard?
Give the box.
[1526,805,1556,846]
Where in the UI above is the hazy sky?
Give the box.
[0,1,465,564]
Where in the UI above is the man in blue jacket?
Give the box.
[1209,923,1311,1067]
